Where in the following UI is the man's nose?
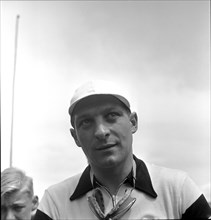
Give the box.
[94,120,110,140]
[6,210,16,220]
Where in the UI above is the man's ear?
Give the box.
[130,112,138,134]
[70,128,81,147]
[32,195,39,211]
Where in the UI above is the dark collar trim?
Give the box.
[70,165,93,201]
[133,155,157,198]
[70,155,157,201]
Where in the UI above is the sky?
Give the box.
[1,1,210,201]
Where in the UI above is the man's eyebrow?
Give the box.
[75,105,123,120]
[104,106,124,113]
[108,106,121,110]
[75,113,92,121]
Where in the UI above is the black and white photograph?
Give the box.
[1,1,210,219]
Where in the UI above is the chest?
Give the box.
[59,188,180,219]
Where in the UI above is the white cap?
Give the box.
[68,80,131,116]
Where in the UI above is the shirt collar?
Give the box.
[70,165,93,201]
[70,155,157,201]
[133,155,157,198]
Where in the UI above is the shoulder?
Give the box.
[134,155,188,184]
[145,162,188,185]
[144,162,204,212]
[144,161,202,198]
[45,173,82,198]
[37,172,83,218]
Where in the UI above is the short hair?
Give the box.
[1,167,34,199]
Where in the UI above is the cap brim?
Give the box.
[68,93,130,116]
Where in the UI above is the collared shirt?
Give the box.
[34,155,211,219]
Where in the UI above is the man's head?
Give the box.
[69,81,138,169]
[69,80,131,127]
[1,167,39,220]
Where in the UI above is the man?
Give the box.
[1,167,39,220]
[35,80,211,219]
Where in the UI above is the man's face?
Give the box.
[1,189,37,220]
[71,95,138,169]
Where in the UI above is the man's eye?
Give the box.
[107,112,119,119]
[80,119,91,127]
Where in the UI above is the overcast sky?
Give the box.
[1,1,210,201]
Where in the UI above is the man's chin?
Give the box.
[97,155,122,169]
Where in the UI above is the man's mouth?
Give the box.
[97,143,117,151]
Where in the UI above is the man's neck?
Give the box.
[90,156,133,195]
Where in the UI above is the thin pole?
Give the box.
[10,15,20,167]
